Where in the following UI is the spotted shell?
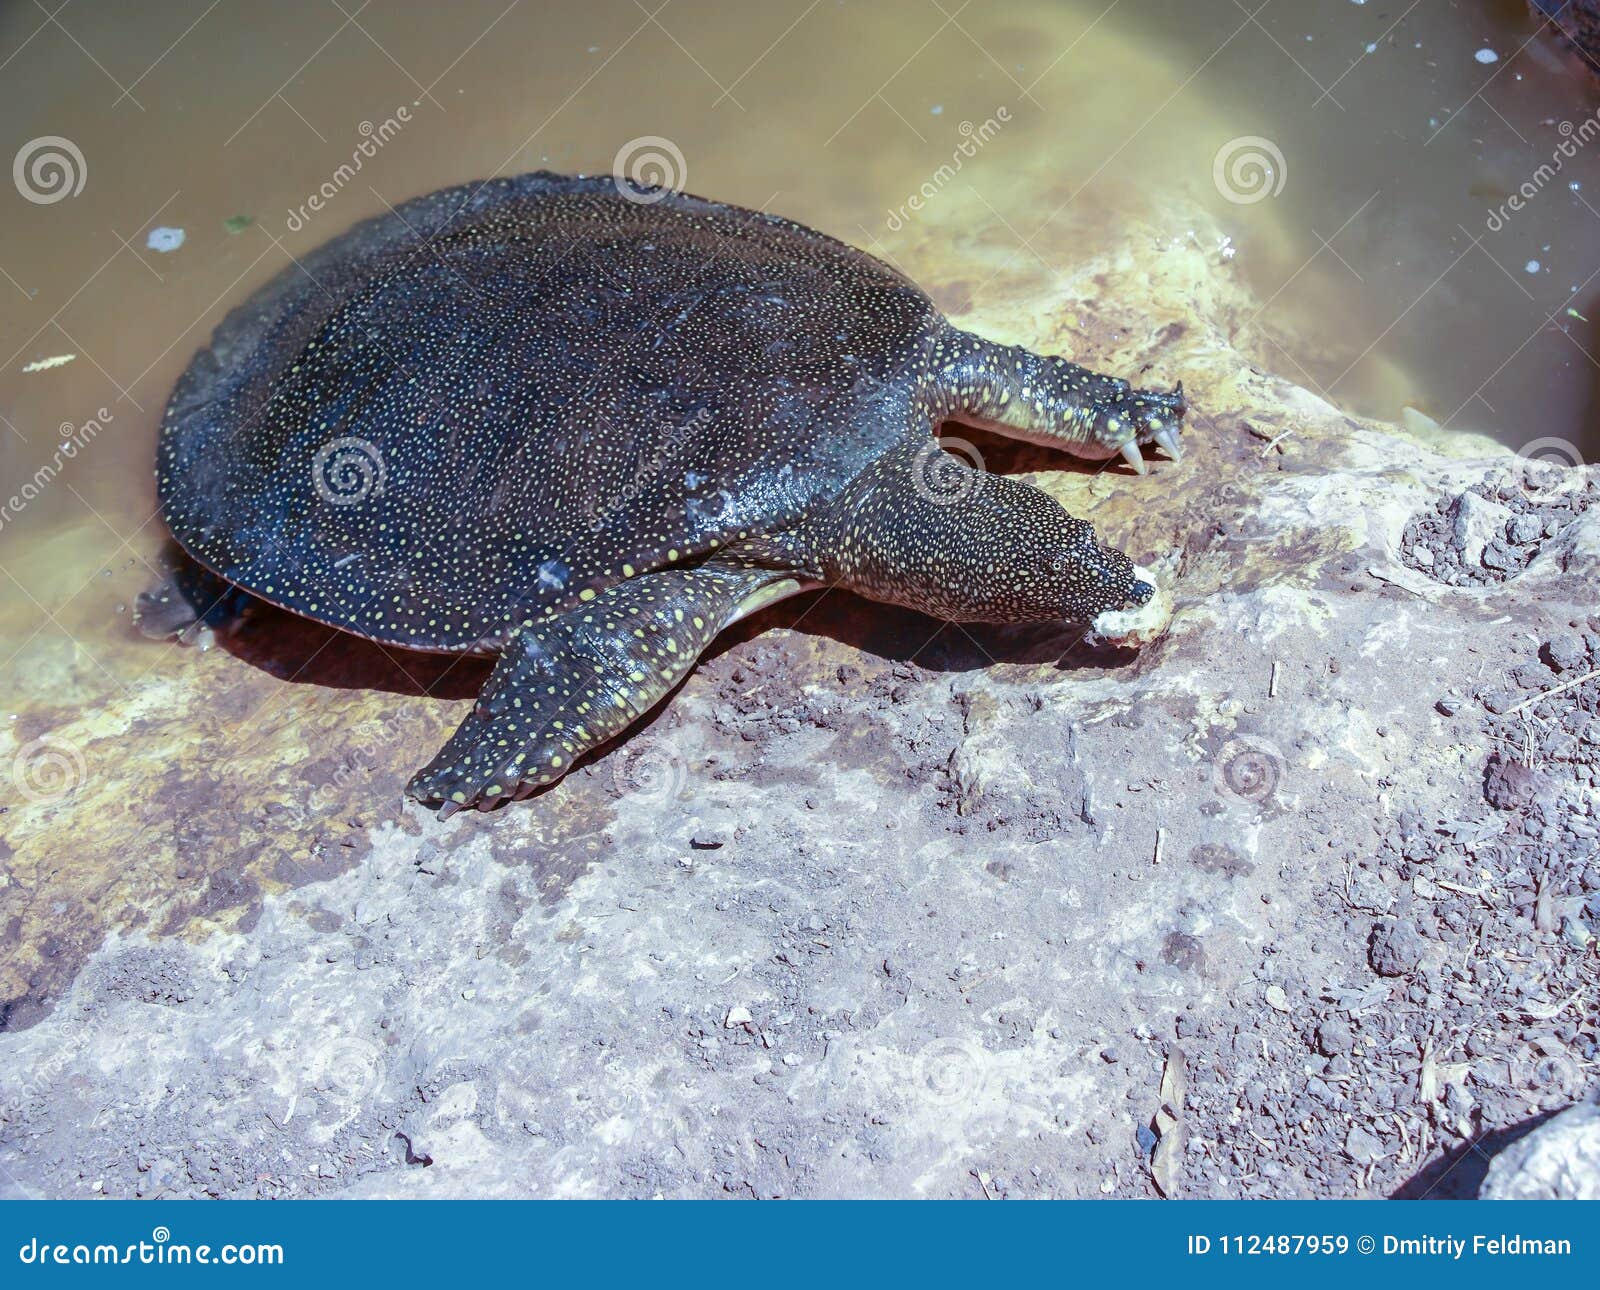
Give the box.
[158,173,940,651]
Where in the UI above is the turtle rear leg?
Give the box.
[406,561,805,817]
[933,328,1187,474]
[135,546,253,643]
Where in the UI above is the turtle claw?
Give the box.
[1119,440,1148,475]
[1152,427,1182,460]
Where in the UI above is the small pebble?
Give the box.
[1508,514,1542,544]
[1546,633,1588,672]
[1368,919,1424,977]
[1317,1016,1354,1056]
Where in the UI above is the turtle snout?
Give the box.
[1053,525,1146,620]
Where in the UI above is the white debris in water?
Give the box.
[1475,48,1499,64]
[1526,260,1541,274]
[146,226,185,253]
[20,354,75,373]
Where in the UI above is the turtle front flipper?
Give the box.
[934,328,1188,473]
[406,562,804,817]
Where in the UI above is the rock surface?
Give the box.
[1,190,1596,1199]
[1480,1099,1600,1199]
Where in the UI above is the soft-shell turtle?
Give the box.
[153,173,1187,816]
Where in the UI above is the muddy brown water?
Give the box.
[1,0,1596,734]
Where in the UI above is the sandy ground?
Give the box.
[1,195,1596,1199]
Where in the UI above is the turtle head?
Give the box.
[819,455,1152,626]
[1049,516,1152,619]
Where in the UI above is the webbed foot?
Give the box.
[134,547,253,643]
[406,562,797,818]
[936,327,1189,473]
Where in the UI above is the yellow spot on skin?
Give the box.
[622,564,634,577]
[579,589,597,601]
